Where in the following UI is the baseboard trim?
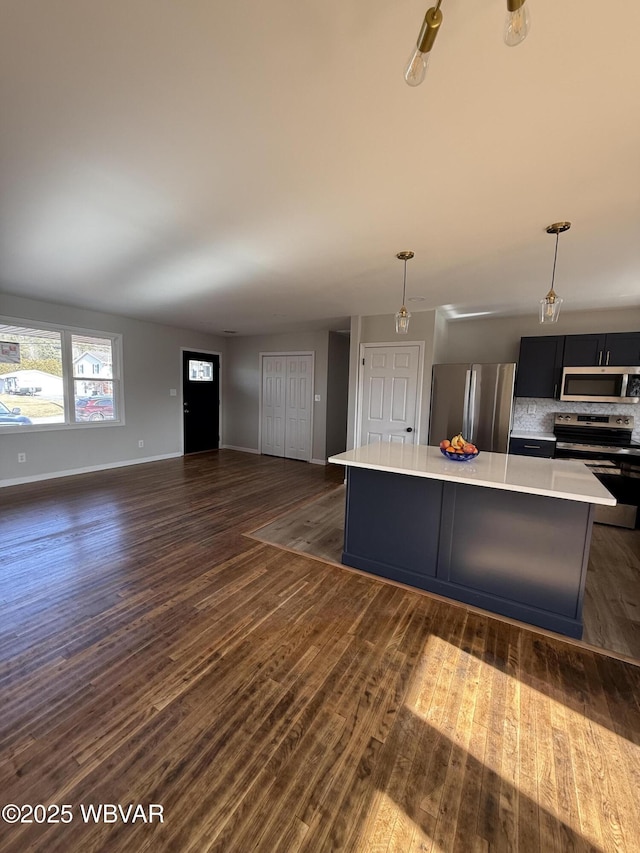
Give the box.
[220,445,260,454]
[310,458,327,466]
[0,453,182,489]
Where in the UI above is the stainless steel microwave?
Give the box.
[560,366,640,403]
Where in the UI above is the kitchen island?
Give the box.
[328,443,616,638]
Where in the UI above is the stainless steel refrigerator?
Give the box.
[428,363,516,453]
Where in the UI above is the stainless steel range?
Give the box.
[553,413,639,528]
[554,413,639,458]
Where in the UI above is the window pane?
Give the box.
[0,325,65,425]
[72,334,113,379]
[189,359,213,381]
[72,335,117,423]
[74,381,115,422]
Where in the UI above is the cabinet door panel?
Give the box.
[515,336,564,398]
[438,483,588,617]
[563,334,606,366]
[604,332,640,366]
[344,468,441,578]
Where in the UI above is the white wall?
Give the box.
[223,330,330,462]
[0,293,226,485]
[439,306,640,364]
[432,309,449,364]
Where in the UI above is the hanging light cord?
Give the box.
[549,229,560,294]
[434,0,443,11]
[402,259,408,306]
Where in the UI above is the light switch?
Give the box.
[314,394,321,402]
[170,389,177,396]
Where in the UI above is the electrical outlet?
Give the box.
[169,389,177,396]
[18,452,26,463]
[138,440,144,448]
[527,403,536,415]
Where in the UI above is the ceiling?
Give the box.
[1,0,639,336]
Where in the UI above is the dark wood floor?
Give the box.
[1,451,639,852]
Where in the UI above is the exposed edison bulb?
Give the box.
[395,307,411,334]
[404,46,430,87]
[539,294,562,324]
[404,6,442,87]
[504,2,530,47]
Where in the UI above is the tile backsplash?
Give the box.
[513,398,640,443]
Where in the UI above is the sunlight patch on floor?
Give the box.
[355,790,444,853]
[401,633,607,852]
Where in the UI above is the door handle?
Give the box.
[467,370,477,442]
[606,350,610,365]
[406,427,413,433]
[462,369,472,439]
[598,351,602,365]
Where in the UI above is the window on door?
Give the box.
[189,360,214,382]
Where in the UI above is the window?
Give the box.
[0,320,122,429]
[189,359,213,381]
[72,334,116,423]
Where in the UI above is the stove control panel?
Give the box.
[555,413,634,430]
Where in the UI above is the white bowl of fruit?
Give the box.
[439,433,479,461]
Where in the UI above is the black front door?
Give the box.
[182,350,220,454]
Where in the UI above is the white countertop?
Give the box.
[510,430,557,442]
[328,443,616,506]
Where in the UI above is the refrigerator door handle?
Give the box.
[467,369,478,442]
[462,369,472,438]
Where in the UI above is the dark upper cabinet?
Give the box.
[515,336,565,398]
[563,334,607,366]
[604,332,640,366]
[563,332,640,366]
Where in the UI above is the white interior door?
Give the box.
[359,345,421,446]
[261,355,286,457]
[285,355,313,461]
[261,353,313,460]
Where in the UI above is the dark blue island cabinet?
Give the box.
[331,445,616,639]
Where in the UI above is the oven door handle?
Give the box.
[555,440,639,456]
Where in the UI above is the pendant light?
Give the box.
[395,251,414,334]
[404,2,443,87]
[540,222,571,324]
[405,0,529,87]
[504,0,531,47]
